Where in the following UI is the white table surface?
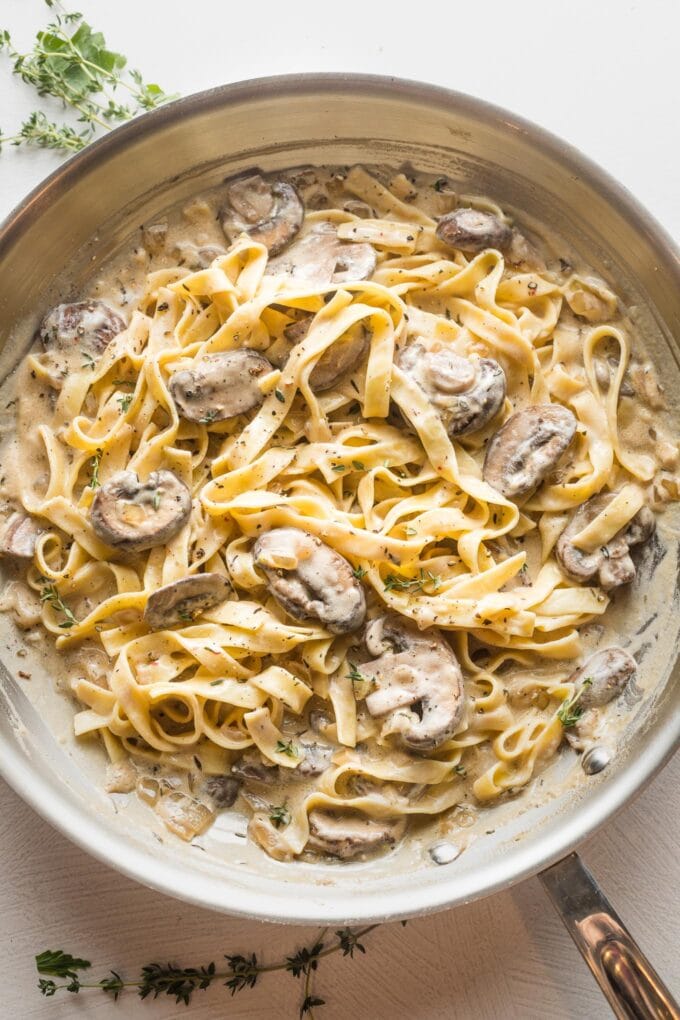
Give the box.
[1,1,678,1017]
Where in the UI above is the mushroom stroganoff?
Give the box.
[0,164,678,863]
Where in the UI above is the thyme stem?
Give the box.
[36,926,379,1008]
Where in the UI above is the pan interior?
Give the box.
[0,77,678,922]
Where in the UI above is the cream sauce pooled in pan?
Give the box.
[0,163,678,864]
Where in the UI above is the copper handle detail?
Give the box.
[540,853,679,1019]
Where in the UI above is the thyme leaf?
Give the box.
[275,738,298,758]
[224,953,258,994]
[269,803,291,829]
[36,950,91,980]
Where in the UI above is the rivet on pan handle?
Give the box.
[540,852,680,1020]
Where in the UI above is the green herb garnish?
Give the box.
[352,565,367,579]
[40,583,77,629]
[269,803,291,828]
[117,393,133,413]
[0,3,176,154]
[274,388,286,403]
[383,569,441,594]
[346,662,365,684]
[88,448,102,489]
[274,739,297,758]
[557,678,593,728]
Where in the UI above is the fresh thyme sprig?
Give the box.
[383,568,442,594]
[557,677,593,728]
[40,582,77,628]
[36,926,378,1015]
[0,1,176,153]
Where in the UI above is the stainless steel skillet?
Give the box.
[0,74,678,1019]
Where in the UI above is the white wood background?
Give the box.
[1,1,679,1016]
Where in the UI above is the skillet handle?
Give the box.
[539,852,679,1020]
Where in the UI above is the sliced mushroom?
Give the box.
[220,174,304,255]
[91,469,191,552]
[505,229,546,272]
[361,615,465,751]
[570,647,637,711]
[39,301,125,358]
[563,647,638,752]
[483,404,577,500]
[266,223,377,286]
[343,199,374,218]
[593,356,635,397]
[281,317,370,392]
[0,512,42,558]
[141,222,168,256]
[144,573,231,630]
[173,240,226,270]
[203,775,242,808]
[253,527,366,635]
[399,342,506,436]
[306,809,405,859]
[556,494,655,591]
[436,208,512,254]
[292,740,334,779]
[231,750,279,785]
[169,350,273,423]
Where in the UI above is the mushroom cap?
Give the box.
[231,751,279,785]
[0,512,42,559]
[362,615,466,751]
[169,350,273,423]
[436,208,512,254]
[203,775,242,808]
[556,494,655,591]
[173,241,226,270]
[90,469,192,552]
[483,403,577,500]
[220,174,304,256]
[311,329,370,392]
[266,223,377,287]
[570,646,637,710]
[252,527,366,635]
[282,317,370,392]
[399,342,506,437]
[306,809,405,859]
[39,301,125,358]
[144,572,231,630]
